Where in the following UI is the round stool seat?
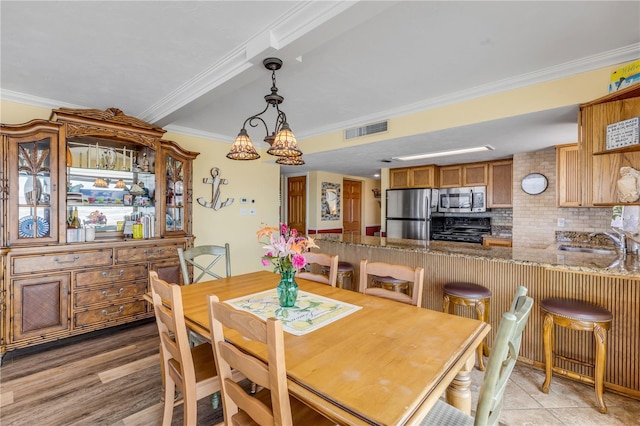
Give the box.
[322,261,354,290]
[336,261,354,272]
[444,282,491,299]
[540,298,612,322]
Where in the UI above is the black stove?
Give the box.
[431,216,491,244]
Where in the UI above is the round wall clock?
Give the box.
[521,173,548,195]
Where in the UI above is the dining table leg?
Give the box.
[445,352,475,415]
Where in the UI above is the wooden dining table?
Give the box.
[178,270,490,425]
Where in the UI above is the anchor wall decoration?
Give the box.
[197,167,234,210]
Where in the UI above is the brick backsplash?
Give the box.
[512,147,612,248]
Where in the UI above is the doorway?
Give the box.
[287,175,306,234]
[343,179,361,235]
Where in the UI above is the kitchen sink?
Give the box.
[558,245,616,255]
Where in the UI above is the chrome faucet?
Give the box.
[590,229,626,256]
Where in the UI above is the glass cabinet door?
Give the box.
[7,128,59,245]
[164,154,184,233]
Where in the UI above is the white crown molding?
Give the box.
[163,124,232,143]
[298,43,640,140]
[0,89,85,110]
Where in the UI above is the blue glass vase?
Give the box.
[277,269,299,307]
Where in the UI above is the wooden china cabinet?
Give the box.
[0,108,198,361]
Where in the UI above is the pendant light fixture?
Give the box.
[227,57,304,164]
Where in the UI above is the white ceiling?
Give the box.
[2,1,639,179]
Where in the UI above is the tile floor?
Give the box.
[468,363,640,426]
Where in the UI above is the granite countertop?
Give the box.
[313,234,640,278]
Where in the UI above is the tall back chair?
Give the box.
[420,286,534,426]
[149,271,222,426]
[359,259,425,307]
[207,295,334,426]
[297,252,339,286]
[178,243,231,284]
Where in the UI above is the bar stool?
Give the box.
[372,275,411,296]
[323,261,354,290]
[443,282,491,371]
[540,298,613,414]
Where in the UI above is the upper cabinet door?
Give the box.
[439,165,462,188]
[3,121,61,246]
[158,140,198,237]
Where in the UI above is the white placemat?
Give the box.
[225,289,361,336]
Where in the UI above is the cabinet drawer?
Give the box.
[75,265,148,288]
[74,301,146,327]
[74,282,147,308]
[12,249,113,275]
[115,244,181,263]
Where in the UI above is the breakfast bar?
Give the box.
[313,233,640,400]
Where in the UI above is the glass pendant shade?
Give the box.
[227,129,260,160]
[267,123,302,157]
[276,156,305,165]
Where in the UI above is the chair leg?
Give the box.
[542,313,554,393]
[183,385,197,426]
[443,294,450,314]
[474,300,486,371]
[593,323,608,414]
[161,376,176,426]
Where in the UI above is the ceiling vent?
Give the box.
[345,120,388,140]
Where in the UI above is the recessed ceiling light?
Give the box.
[392,145,494,161]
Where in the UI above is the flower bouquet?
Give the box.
[257,223,319,307]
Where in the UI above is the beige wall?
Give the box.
[303,171,380,233]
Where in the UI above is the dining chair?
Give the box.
[178,243,231,284]
[358,259,425,307]
[297,252,339,286]
[150,271,238,426]
[419,285,534,426]
[207,294,335,426]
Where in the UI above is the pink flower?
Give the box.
[261,258,271,266]
[291,253,306,269]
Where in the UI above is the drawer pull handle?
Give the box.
[53,255,80,264]
[143,248,164,255]
[101,306,124,316]
[102,270,125,278]
[102,288,124,297]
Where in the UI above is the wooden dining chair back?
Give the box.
[178,243,231,284]
[358,259,425,307]
[420,285,533,426]
[207,294,334,426]
[297,252,339,286]
[150,271,221,426]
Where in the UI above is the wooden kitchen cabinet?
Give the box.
[556,144,581,207]
[487,160,513,208]
[389,165,437,188]
[389,167,410,188]
[580,84,640,206]
[439,165,462,188]
[0,108,198,360]
[463,163,488,186]
[410,165,437,188]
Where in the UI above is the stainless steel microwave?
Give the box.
[438,186,487,213]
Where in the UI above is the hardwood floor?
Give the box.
[0,321,223,425]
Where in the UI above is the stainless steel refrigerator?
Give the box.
[386,188,437,240]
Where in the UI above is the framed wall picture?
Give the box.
[321,182,340,221]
